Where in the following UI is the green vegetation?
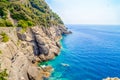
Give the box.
[0,19,13,27]
[0,50,2,54]
[0,32,9,42]
[5,20,13,27]
[0,19,6,27]
[0,4,8,19]
[0,0,8,2]
[0,69,8,80]
[0,0,64,28]
[17,20,34,28]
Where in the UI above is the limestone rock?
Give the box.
[35,35,45,45]
[42,72,50,78]
[43,66,53,72]
[27,66,42,80]
[0,24,69,80]
[103,77,120,80]
[45,53,55,60]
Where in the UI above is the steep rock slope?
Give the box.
[0,25,69,80]
[0,0,70,80]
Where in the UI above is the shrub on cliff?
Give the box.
[0,50,2,54]
[0,32,9,42]
[0,69,8,80]
[0,19,6,27]
[17,20,34,28]
[11,12,29,21]
[5,20,13,27]
[0,19,13,27]
[27,21,34,26]
[17,20,28,28]
[0,0,8,2]
[0,3,8,19]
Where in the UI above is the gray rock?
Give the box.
[17,33,26,41]
[38,45,49,55]
[63,31,72,34]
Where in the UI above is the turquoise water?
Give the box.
[46,25,120,80]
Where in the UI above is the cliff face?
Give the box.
[0,25,69,80]
[0,0,71,79]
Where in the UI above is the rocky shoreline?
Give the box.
[0,25,70,80]
[103,77,120,80]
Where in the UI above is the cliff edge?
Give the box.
[0,0,70,80]
[0,25,69,80]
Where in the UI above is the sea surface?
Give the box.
[42,25,120,80]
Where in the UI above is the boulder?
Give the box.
[45,53,55,60]
[27,66,42,80]
[42,72,50,78]
[43,66,53,72]
[63,31,72,34]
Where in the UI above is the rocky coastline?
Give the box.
[0,25,70,80]
[103,77,120,80]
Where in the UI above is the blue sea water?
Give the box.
[46,25,120,80]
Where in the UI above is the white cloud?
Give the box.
[46,0,120,25]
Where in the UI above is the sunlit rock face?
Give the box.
[0,25,69,80]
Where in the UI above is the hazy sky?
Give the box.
[45,0,120,25]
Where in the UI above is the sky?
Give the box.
[45,0,120,25]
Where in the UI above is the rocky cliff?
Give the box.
[0,0,71,79]
[0,25,70,80]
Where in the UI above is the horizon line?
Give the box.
[65,24,120,26]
